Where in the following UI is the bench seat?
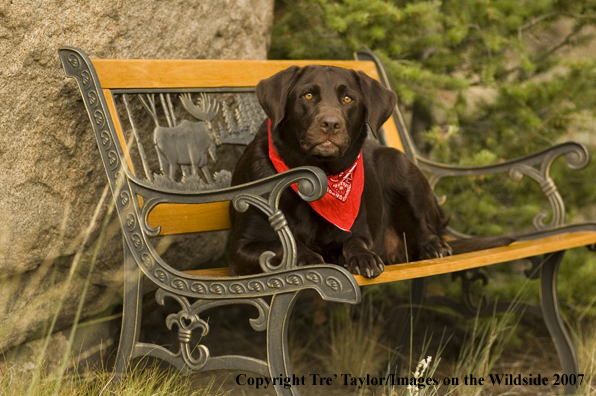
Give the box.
[185,231,596,285]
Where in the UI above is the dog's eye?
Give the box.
[343,95,353,104]
[304,93,313,100]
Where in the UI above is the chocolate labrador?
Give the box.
[228,65,513,278]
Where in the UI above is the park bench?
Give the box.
[59,46,596,395]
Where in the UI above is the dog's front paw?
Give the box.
[296,250,325,267]
[420,235,452,259]
[345,250,385,279]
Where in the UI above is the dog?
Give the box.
[228,65,514,278]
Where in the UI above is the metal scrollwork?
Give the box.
[285,274,303,286]
[209,283,225,295]
[524,255,543,279]
[247,280,265,292]
[120,191,130,208]
[81,70,90,86]
[154,289,271,371]
[419,141,591,232]
[155,290,210,371]
[93,110,105,127]
[325,276,342,292]
[67,53,80,68]
[190,282,207,294]
[154,269,167,283]
[171,278,187,290]
[100,131,111,148]
[508,165,566,230]
[59,48,124,202]
[141,253,153,270]
[107,151,119,170]
[452,269,489,315]
[229,283,247,294]
[137,196,162,237]
[125,213,135,230]
[306,271,323,285]
[87,90,98,107]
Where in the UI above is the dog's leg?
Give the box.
[374,146,452,260]
[295,239,325,266]
[229,237,326,275]
[343,237,384,278]
[342,210,384,278]
[229,207,325,275]
[229,236,283,275]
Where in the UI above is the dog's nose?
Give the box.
[319,115,342,134]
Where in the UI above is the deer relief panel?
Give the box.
[114,91,266,192]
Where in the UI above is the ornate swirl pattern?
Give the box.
[88,90,97,106]
[418,141,591,232]
[100,131,111,148]
[153,289,271,371]
[155,290,210,371]
[81,70,90,86]
[141,253,153,270]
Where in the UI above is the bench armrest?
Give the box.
[128,165,327,270]
[121,166,361,303]
[416,141,591,231]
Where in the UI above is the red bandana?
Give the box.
[267,119,364,232]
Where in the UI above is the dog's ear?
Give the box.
[256,66,301,132]
[355,71,397,137]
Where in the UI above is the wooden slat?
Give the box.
[182,231,596,284]
[147,201,232,235]
[92,59,380,89]
[94,58,402,152]
[381,116,404,152]
[355,231,596,285]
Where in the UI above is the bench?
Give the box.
[59,46,596,395]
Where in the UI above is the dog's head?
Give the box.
[257,65,397,171]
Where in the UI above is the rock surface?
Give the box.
[0,0,273,365]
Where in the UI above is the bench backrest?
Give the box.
[59,48,414,238]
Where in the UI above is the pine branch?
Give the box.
[518,12,558,40]
[532,24,585,64]
[495,24,585,81]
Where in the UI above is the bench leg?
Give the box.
[267,292,300,396]
[115,240,144,377]
[539,250,579,395]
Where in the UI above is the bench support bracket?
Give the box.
[540,250,578,395]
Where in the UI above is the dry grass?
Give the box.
[0,361,229,396]
[569,298,596,396]
[317,301,387,379]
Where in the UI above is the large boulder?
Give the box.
[0,0,274,367]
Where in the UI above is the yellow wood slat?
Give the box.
[92,59,380,89]
[182,231,596,283]
[95,58,404,151]
[184,267,232,277]
[147,201,232,235]
[381,115,404,152]
[355,231,596,285]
